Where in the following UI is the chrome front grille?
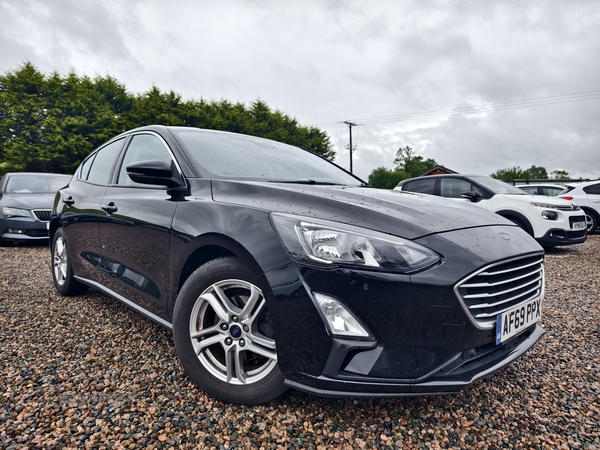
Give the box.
[32,210,51,221]
[455,255,544,329]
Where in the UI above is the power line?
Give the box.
[318,89,600,128]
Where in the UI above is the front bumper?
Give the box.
[0,217,50,242]
[266,224,545,398]
[285,324,544,397]
[536,227,587,247]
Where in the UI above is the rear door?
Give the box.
[583,182,600,215]
[58,138,126,280]
[97,132,181,321]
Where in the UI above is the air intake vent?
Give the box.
[32,210,51,221]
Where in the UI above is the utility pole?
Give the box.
[341,121,360,173]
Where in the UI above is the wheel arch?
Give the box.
[172,233,269,313]
[580,206,599,232]
[495,210,534,236]
[49,215,63,243]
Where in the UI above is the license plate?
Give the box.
[496,298,542,344]
[573,221,586,230]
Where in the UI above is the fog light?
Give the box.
[7,229,26,234]
[313,292,370,338]
[541,211,558,220]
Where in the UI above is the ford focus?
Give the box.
[50,126,546,404]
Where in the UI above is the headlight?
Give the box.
[2,207,31,218]
[271,213,440,273]
[530,202,557,209]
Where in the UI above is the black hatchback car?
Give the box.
[51,126,545,404]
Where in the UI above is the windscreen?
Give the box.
[469,176,528,195]
[173,129,362,185]
[5,174,72,194]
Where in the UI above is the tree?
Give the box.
[551,169,570,180]
[491,166,528,180]
[0,63,334,175]
[368,167,410,189]
[527,165,548,179]
[393,146,437,177]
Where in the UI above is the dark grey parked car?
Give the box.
[0,172,72,246]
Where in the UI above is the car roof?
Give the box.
[517,184,565,188]
[2,172,72,177]
[565,179,600,188]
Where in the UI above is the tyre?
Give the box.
[583,209,598,234]
[173,257,286,405]
[51,228,88,295]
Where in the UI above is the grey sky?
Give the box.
[1,0,599,180]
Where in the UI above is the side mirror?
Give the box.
[126,160,185,189]
[461,190,482,203]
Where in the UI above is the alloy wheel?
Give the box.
[189,279,278,385]
[53,236,68,286]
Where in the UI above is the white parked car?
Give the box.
[518,184,564,197]
[558,180,600,233]
[395,174,587,248]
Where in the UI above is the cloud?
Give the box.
[1,0,599,181]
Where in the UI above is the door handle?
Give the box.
[101,202,118,214]
[63,196,75,206]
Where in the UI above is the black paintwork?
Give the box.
[51,125,546,397]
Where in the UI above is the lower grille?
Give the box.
[25,229,49,238]
[566,230,586,239]
[455,255,544,329]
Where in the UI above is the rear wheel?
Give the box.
[51,228,88,295]
[173,257,286,405]
[583,209,598,233]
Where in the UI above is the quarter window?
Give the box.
[583,183,600,195]
[404,178,435,195]
[77,154,95,181]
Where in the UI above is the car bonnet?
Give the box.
[0,193,57,210]
[210,181,516,240]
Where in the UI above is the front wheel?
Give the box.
[173,257,286,405]
[51,228,88,295]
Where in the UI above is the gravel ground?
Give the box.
[1,236,599,449]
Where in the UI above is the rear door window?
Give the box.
[86,139,126,185]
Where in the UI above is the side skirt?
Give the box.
[74,276,173,330]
